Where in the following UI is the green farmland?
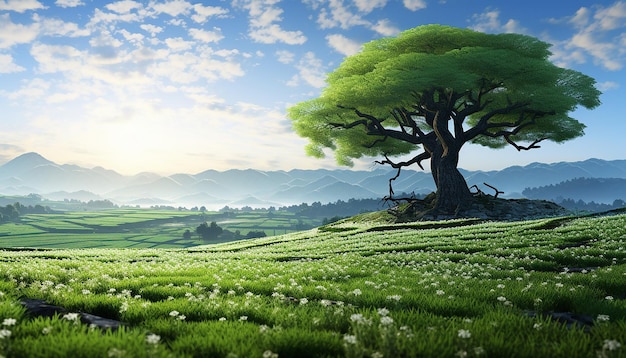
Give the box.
[0,210,624,357]
[0,209,321,249]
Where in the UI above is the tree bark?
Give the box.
[430,145,472,215]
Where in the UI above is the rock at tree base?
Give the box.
[392,193,569,222]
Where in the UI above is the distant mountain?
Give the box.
[523,177,626,204]
[1,153,625,208]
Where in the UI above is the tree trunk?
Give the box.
[430,145,472,215]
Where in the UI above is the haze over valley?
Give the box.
[1,152,625,210]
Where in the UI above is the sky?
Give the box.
[0,0,624,176]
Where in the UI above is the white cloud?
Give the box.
[189,28,224,43]
[470,9,527,34]
[165,37,193,52]
[353,0,386,13]
[553,2,626,71]
[55,0,84,7]
[149,0,192,17]
[326,34,361,56]
[0,0,44,12]
[30,43,83,74]
[105,0,142,14]
[317,0,370,29]
[570,31,621,70]
[371,19,400,36]
[593,1,626,31]
[0,54,25,73]
[250,24,307,44]
[140,24,163,37]
[36,15,90,37]
[118,29,145,44]
[0,14,39,49]
[291,51,326,88]
[6,78,50,100]
[191,4,229,23]
[89,7,141,24]
[597,81,620,91]
[235,0,307,45]
[275,49,295,64]
[568,7,590,28]
[403,0,426,11]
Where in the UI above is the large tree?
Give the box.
[288,25,601,215]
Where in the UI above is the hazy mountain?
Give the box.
[1,152,625,208]
[523,177,626,204]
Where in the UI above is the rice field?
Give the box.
[0,211,624,357]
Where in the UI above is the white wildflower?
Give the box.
[146,333,161,345]
[343,334,357,345]
[603,339,621,351]
[597,314,610,322]
[2,318,16,326]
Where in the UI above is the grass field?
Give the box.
[0,209,321,249]
[0,210,624,357]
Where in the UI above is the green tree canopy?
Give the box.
[288,25,601,215]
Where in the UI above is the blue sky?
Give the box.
[0,0,624,175]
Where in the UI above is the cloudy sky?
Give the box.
[0,0,624,175]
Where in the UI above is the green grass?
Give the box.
[0,209,321,249]
[0,213,624,357]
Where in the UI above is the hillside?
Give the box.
[0,211,625,356]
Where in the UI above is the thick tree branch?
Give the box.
[375,152,431,200]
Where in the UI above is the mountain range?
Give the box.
[1,152,625,208]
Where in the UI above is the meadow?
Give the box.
[0,209,320,249]
[0,210,625,357]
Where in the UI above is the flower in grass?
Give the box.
[497,296,507,302]
[371,352,383,358]
[169,310,180,317]
[533,323,542,330]
[386,295,401,302]
[63,313,80,322]
[474,346,485,355]
[605,296,614,301]
[259,325,269,333]
[299,298,308,305]
[436,290,445,296]
[0,329,11,339]
[219,317,227,321]
[262,350,278,358]
[352,288,362,296]
[602,339,621,351]
[146,334,161,345]
[2,318,16,326]
[380,316,394,326]
[597,314,610,322]
[350,313,364,323]
[239,316,248,321]
[377,308,389,316]
[42,326,52,335]
[457,329,471,339]
[343,334,357,345]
